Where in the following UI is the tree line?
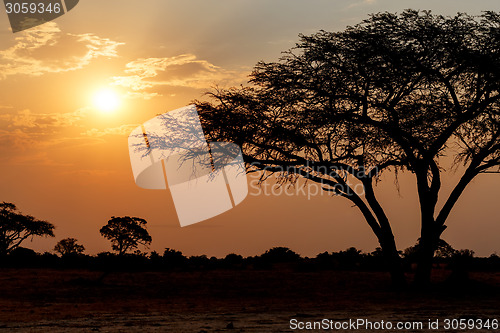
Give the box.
[1,202,499,277]
[2,244,500,276]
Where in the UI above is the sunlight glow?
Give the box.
[93,88,121,113]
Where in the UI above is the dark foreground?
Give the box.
[0,268,498,332]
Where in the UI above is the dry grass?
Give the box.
[0,268,498,331]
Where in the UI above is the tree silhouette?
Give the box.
[403,238,456,262]
[162,248,187,268]
[260,247,301,263]
[54,238,85,256]
[196,10,500,287]
[100,216,152,255]
[0,202,54,256]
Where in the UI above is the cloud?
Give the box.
[70,33,124,63]
[0,22,124,79]
[82,124,139,137]
[123,91,160,100]
[60,169,118,177]
[8,151,72,167]
[0,108,88,130]
[112,54,248,98]
[0,107,101,161]
[0,125,106,166]
[347,0,376,9]
[0,107,136,150]
[0,128,38,151]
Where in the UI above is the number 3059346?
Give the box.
[5,2,62,14]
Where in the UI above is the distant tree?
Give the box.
[149,250,161,260]
[54,238,85,256]
[402,245,419,262]
[99,216,152,255]
[454,249,475,258]
[188,254,210,269]
[339,247,363,257]
[260,247,301,263]
[448,249,475,282]
[0,202,54,256]
[162,248,187,268]
[224,253,244,268]
[434,240,457,259]
[8,247,39,266]
[403,238,456,261]
[224,253,243,263]
[333,247,366,270]
[10,247,37,258]
[196,10,500,287]
[371,247,385,258]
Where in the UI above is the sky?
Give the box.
[0,0,500,257]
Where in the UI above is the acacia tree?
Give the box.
[100,216,152,255]
[0,202,55,256]
[54,238,85,256]
[196,10,500,287]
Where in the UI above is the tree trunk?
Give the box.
[414,240,435,287]
[414,224,444,287]
[359,178,407,289]
[413,164,443,288]
[380,234,407,289]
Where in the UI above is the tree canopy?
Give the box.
[100,216,152,255]
[196,10,500,286]
[0,202,55,256]
[54,237,85,256]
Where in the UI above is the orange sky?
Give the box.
[0,0,500,257]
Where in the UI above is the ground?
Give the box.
[0,268,498,332]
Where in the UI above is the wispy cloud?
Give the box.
[60,169,119,177]
[82,124,139,137]
[0,128,38,151]
[0,125,106,165]
[8,151,73,167]
[112,54,248,98]
[0,107,99,161]
[0,108,88,130]
[0,107,135,152]
[0,22,124,79]
[347,0,377,9]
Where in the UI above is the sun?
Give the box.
[93,88,121,113]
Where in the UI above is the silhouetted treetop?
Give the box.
[0,202,54,256]
[54,238,85,256]
[261,247,301,263]
[100,216,152,256]
[199,10,500,174]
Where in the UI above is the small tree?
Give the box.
[0,202,54,256]
[54,238,85,256]
[163,248,187,268]
[260,247,301,263]
[100,216,152,255]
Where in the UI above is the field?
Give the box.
[0,268,498,332]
